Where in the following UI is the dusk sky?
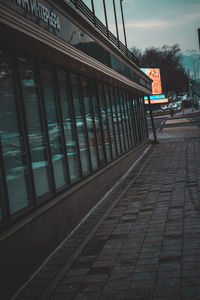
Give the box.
[83,0,200,53]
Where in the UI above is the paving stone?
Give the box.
[15,130,200,300]
[182,285,200,297]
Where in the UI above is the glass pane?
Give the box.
[90,84,104,165]
[119,91,130,150]
[135,99,142,143]
[82,0,92,11]
[104,85,117,159]
[93,1,106,25]
[123,92,133,148]
[132,98,139,144]
[19,58,50,197]
[115,88,126,153]
[81,79,98,171]
[40,66,66,189]
[70,75,90,176]
[127,95,136,146]
[98,84,111,162]
[0,52,28,214]
[110,87,122,155]
[57,70,81,182]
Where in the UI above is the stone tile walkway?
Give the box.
[15,117,200,300]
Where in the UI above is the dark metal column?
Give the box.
[148,96,158,143]
[102,0,109,38]
[112,0,120,46]
[120,0,128,53]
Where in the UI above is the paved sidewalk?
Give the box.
[15,118,200,300]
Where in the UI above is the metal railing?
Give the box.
[67,0,135,63]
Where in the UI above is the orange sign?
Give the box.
[142,68,162,95]
[144,98,168,104]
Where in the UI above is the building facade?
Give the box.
[0,0,152,298]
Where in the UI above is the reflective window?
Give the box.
[0,52,28,214]
[135,98,142,143]
[81,79,98,171]
[123,91,133,148]
[90,84,104,165]
[127,94,137,146]
[115,89,126,153]
[93,1,106,26]
[110,87,122,155]
[56,70,81,182]
[98,84,111,162]
[119,91,130,150]
[132,98,140,145]
[82,0,92,11]
[19,58,50,197]
[70,75,91,176]
[40,66,66,189]
[104,85,117,159]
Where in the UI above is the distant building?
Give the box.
[0,0,152,298]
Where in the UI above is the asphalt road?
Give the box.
[147,110,200,141]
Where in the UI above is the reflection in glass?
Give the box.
[71,75,91,176]
[82,0,92,11]
[115,88,126,153]
[110,87,122,155]
[123,91,133,148]
[81,79,98,170]
[90,84,104,164]
[57,70,81,182]
[0,53,28,214]
[135,99,142,143]
[40,66,66,189]
[93,1,106,26]
[132,98,139,145]
[119,91,130,150]
[19,58,50,197]
[127,95,136,146]
[98,84,111,162]
[104,85,117,158]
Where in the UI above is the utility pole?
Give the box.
[188,69,193,111]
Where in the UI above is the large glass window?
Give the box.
[104,85,117,159]
[0,52,29,214]
[19,58,50,197]
[56,70,81,182]
[18,58,49,196]
[123,91,133,148]
[81,79,98,171]
[110,87,122,155]
[90,84,104,165]
[115,88,126,153]
[127,93,137,146]
[40,65,66,189]
[98,84,111,162]
[135,98,142,143]
[70,75,91,176]
[119,91,130,150]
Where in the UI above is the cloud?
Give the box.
[122,10,200,31]
[123,20,169,29]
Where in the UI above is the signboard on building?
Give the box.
[141,68,168,104]
[141,68,162,95]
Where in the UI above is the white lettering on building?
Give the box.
[11,0,61,31]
